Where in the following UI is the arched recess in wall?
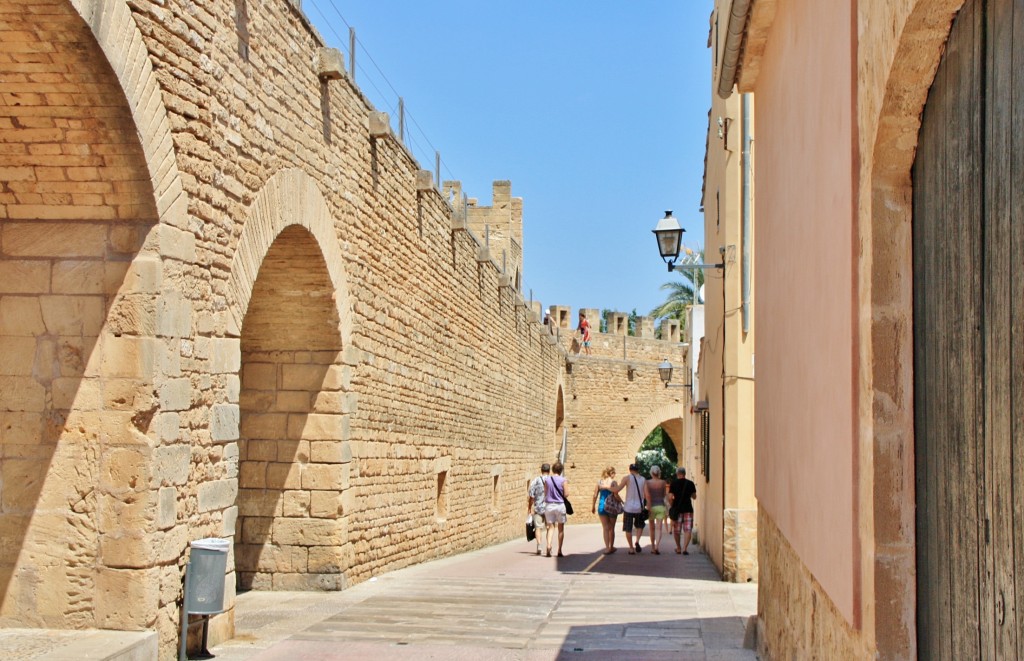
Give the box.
[554,385,565,459]
[868,0,964,655]
[0,0,172,631]
[229,169,354,591]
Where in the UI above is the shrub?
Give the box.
[635,448,676,480]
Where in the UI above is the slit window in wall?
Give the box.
[492,475,500,511]
[436,470,448,519]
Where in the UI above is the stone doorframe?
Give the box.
[866,0,966,656]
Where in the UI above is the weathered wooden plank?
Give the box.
[985,0,1016,656]
[937,2,987,658]
[912,90,931,659]
[948,2,985,657]
[914,18,946,654]
[1008,0,1024,654]
[914,2,988,656]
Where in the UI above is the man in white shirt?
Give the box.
[611,463,647,554]
[526,463,550,555]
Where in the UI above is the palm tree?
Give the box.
[650,247,704,337]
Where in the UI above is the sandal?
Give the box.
[628,549,636,555]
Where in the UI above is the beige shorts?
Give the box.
[532,512,547,531]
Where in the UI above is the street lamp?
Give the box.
[652,211,724,273]
[652,210,684,270]
[658,359,690,390]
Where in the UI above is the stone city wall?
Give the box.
[0,1,687,657]
[559,351,688,524]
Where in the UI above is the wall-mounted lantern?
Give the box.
[658,359,690,390]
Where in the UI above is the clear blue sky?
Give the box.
[303,1,714,317]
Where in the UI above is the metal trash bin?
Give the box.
[185,538,229,614]
[179,537,229,661]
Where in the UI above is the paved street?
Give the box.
[208,523,758,660]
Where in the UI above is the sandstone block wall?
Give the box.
[758,507,871,660]
[0,2,690,658]
[562,352,688,523]
[723,507,757,583]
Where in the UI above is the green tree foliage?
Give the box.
[635,427,677,478]
[650,247,704,338]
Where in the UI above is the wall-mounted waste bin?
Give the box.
[185,538,229,614]
[180,537,229,661]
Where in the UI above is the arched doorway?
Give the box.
[235,224,347,590]
[554,386,565,460]
[913,0,1022,654]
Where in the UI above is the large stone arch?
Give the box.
[228,168,353,344]
[69,0,188,229]
[0,0,184,635]
[868,0,965,656]
[228,168,355,594]
[621,402,688,463]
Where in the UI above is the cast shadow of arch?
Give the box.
[0,6,159,622]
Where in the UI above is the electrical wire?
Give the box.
[311,0,462,181]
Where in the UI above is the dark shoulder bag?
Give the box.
[553,479,574,515]
[632,475,649,526]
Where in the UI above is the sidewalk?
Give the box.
[208,523,758,660]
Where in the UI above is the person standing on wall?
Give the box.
[527,463,550,556]
[610,463,647,554]
[543,462,569,557]
[644,465,670,554]
[577,311,592,355]
[668,466,698,555]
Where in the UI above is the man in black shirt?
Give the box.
[668,466,697,555]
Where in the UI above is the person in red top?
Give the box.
[577,312,592,355]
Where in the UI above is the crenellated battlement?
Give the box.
[542,305,682,344]
[444,179,523,290]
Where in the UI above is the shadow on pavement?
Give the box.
[555,544,723,582]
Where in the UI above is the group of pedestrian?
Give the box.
[527,462,569,557]
[528,461,697,557]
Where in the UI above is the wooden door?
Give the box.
[913,0,1024,656]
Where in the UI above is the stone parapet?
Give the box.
[558,331,687,364]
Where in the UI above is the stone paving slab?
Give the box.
[0,629,157,661]
[208,523,758,660]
